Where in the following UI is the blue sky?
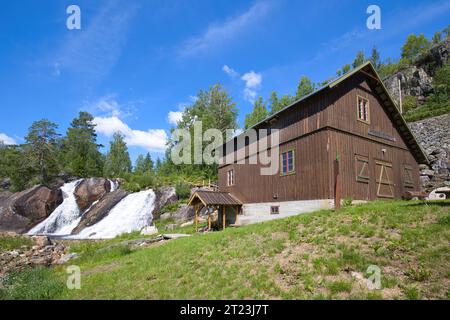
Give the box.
[0,0,449,163]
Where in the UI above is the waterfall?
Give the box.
[109,179,118,192]
[28,179,83,236]
[73,189,156,239]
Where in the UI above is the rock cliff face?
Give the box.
[409,114,450,192]
[74,178,111,212]
[384,38,449,105]
[0,186,63,233]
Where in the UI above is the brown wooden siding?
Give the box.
[327,129,420,200]
[218,70,422,203]
[219,130,331,203]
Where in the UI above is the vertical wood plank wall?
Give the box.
[218,72,423,203]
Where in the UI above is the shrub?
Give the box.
[175,182,191,200]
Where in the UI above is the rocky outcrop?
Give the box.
[384,38,449,105]
[0,236,73,280]
[0,186,63,233]
[71,189,129,234]
[74,178,111,212]
[151,187,177,220]
[409,114,450,192]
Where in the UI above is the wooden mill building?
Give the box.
[190,62,428,227]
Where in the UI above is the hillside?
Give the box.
[1,200,449,300]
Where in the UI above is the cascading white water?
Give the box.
[73,189,156,239]
[28,179,83,236]
[109,179,118,192]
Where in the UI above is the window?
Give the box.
[281,149,295,176]
[227,169,235,186]
[271,206,280,214]
[355,155,369,183]
[357,96,370,123]
[403,165,414,188]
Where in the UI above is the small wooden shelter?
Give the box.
[188,190,242,231]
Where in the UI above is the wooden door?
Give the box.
[375,161,394,198]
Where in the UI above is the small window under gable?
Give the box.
[357,96,370,123]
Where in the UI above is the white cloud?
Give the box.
[167,96,197,126]
[241,71,262,88]
[93,116,168,152]
[241,71,262,103]
[179,1,272,58]
[0,133,17,145]
[168,111,183,125]
[222,65,239,77]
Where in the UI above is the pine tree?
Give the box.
[25,119,60,184]
[370,47,381,70]
[64,112,104,177]
[104,132,132,178]
[244,97,268,129]
[135,152,153,174]
[295,76,314,100]
[352,51,366,69]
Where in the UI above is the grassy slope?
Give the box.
[2,200,450,300]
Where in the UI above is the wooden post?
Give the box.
[195,204,198,232]
[208,213,211,230]
[222,206,226,230]
[334,156,341,210]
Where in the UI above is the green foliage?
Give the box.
[135,153,153,174]
[104,132,132,178]
[295,76,315,100]
[0,235,33,252]
[343,197,353,207]
[244,96,268,129]
[352,50,365,69]
[404,65,450,122]
[432,31,442,44]
[175,181,191,200]
[64,111,104,177]
[25,119,60,184]
[122,172,157,192]
[0,145,35,191]
[402,95,418,114]
[370,46,381,71]
[159,202,181,214]
[401,33,431,63]
[0,267,65,300]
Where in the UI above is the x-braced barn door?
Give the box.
[375,161,394,198]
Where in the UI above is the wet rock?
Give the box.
[71,189,129,234]
[74,178,111,212]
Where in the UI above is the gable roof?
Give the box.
[239,61,429,164]
[188,190,242,206]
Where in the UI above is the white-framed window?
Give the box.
[227,169,235,186]
[357,96,370,123]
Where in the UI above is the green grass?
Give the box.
[0,235,33,253]
[1,200,449,300]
